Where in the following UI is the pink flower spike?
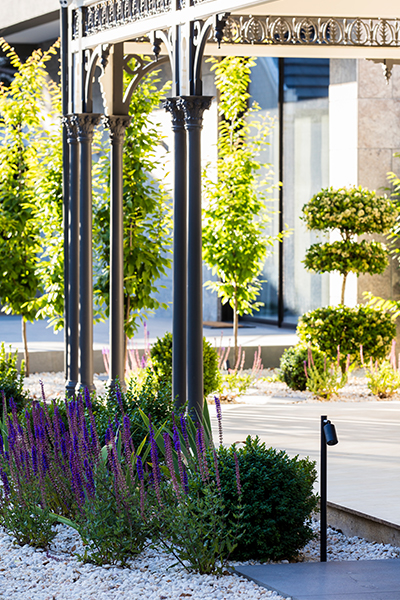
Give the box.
[303,361,308,379]
[360,345,364,365]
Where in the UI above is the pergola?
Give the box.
[61,0,400,419]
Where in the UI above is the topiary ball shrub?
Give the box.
[216,436,318,561]
[150,332,220,397]
[279,344,326,391]
[297,304,396,367]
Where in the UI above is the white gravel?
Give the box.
[0,518,399,600]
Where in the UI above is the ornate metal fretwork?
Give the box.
[217,15,400,47]
[73,0,172,39]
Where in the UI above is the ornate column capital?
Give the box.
[103,115,132,144]
[163,98,185,131]
[62,114,79,144]
[73,113,102,143]
[178,96,213,130]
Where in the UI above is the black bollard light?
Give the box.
[320,415,338,562]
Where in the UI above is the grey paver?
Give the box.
[235,560,400,600]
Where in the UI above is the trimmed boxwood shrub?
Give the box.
[297,304,396,366]
[216,436,318,561]
[150,332,220,397]
[279,344,326,391]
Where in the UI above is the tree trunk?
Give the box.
[22,317,29,377]
[233,293,239,366]
[341,273,348,305]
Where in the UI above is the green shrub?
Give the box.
[297,305,395,367]
[91,369,173,448]
[150,332,220,397]
[0,342,30,412]
[216,436,318,561]
[279,344,325,392]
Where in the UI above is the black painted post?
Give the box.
[320,414,327,562]
[164,98,187,411]
[178,96,212,422]
[63,116,80,397]
[104,115,132,390]
[75,114,101,393]
[60,5,70,386]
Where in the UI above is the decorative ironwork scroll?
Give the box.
[73,0,172,39]
[217,15,400,47]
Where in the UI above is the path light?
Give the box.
[320,415,338,562]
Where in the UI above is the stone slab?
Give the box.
[235,560,400,600]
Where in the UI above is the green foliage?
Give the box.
[305,359,348,400]
[297,305,396,366]
[301,186,397,303]
[0,489,56,549]
[73,462,149,566]
[302,186,397,234]
[91,369,173,449]
[0,343,29,411]
[202,56,285,357]
[278,344,325,392]
[93,62,172,344]
[150,332,220,398]
[216,436,318,561]
[304,240,388,277]
[219,372,253,400]
[154,477,241,574]
[365,360,400,398]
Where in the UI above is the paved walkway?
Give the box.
[235,560,400,600]
[210,397,400,526]
[0,314,297,351]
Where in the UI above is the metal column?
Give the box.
[63,116,80,397]
[164,98,187,411]
[75,113,101,393]
[104,115,132,390]
[178,96,212,421]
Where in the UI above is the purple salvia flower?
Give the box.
[41,450,49,475]
[115,384,124,411]
[195,428,206,482]
[39,380,46,402]
[163,432,181,499]
[182,465,189,495]
[214,396,223,446]
[180,414,190,454]
[136,456,144,481]
[233,451,242,496]
[0,433,3,456]
[149,418,162,504]
[199,425,209,480]
[32,445,38,476]
[25,411,33,449]
[0,468,11,497]
[84,387,91,410]
[172,422,184,484]
[84,458,95,497]
[83,420,89,448]
[212,448,221,492]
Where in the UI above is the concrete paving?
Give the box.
[234,560,400,600]
[210,398,400,526]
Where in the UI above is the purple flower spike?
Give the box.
[233,452,242,496]
[163,432,180,499]
[84,387,91,410]
[212,448,221,492]
[136,456,144,481]
[172,422,184,484]
[39,380,46,403]
[182,465,189,495]
[32,445,38,476]
[0,468,11,497]
[115,384,124,411]
[214,396,223,446]
[180,414,190,453]
[0,434,3,456]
